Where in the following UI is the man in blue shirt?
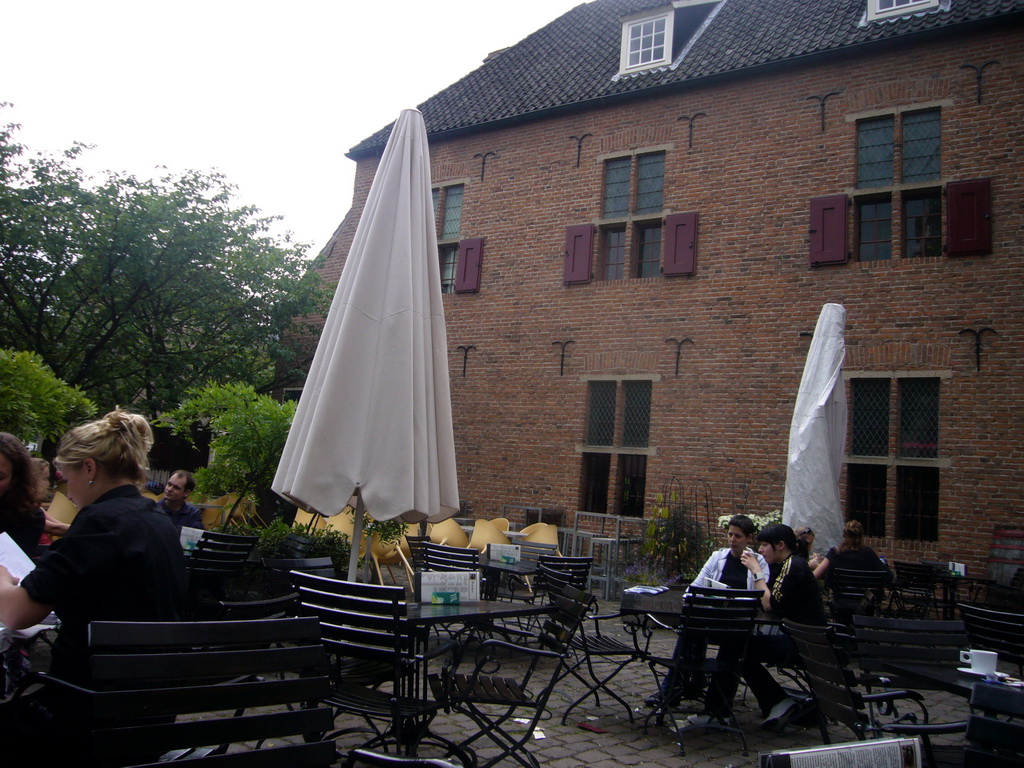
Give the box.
[155,470,204,530]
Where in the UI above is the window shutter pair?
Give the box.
[808,179,992,265]
[563,212,698,284]
[454,238,484,292]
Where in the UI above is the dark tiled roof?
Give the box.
[350,0,1024,156]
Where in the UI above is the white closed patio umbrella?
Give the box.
[783,302,847,554]
[273,109,459,580]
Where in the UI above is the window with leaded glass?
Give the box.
[603,228,626,280]
[603,158,631,218]
[586,381,616,446]
[851,378,890,456]
[621,380,651,448]
[636,153,665,214]
[440,185,464,240]
[581,453,611,514]
[899,378,939,458]
[847,464,887,537]
[903,193,942,258]
[636,223,662,278]
[902,110,940,182]
[857,198,892,262]
[846,374,942,541]
[857,117,894,188]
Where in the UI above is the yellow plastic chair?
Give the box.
[293,508,327,531]
[370,533,405,585]
[429,517,469,548]
[141,490,163,502]
[467,518,511,554]
[522,522,560,553]
[491,517,510,533]
[200,506,224,529]
[45,491,79,527]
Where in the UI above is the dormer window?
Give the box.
[620,10,673,73]
[617,2,720,77]
[867,0,940,21]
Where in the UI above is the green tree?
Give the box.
[0,111,328,415]
[157,382,295,522]
[0,348,96,443]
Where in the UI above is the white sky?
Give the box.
[2,0,584,256]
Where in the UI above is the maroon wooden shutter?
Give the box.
[455,237,484,293]
[809,195,848,266]
[563,224,594,284]
[947,178,992,256]
[663,212,698,276]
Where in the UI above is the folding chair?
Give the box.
[291,571,470,763]
[958,602,1024,677]
[965,681,1024,767]
[889,561,941,619]
[184,530,258,618]
[637,590,760,756]
[8,617,334,766]
[432,585,591,768]
[852,614,967,693]
[828,567,892,625]
[785,619,966,768]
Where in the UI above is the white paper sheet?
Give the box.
[0,531,35,581]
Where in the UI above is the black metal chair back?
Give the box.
[828,567,892,625]
[185,531,258,617]
[23,617,334,766]
[277,531,316,558]
[216,591,300,620]
[517,540,558,562]
[421,542,480,572]
[889,561,941,618]
[852,614,967,692]
[262,556,336,596]
[958,602,1024,676]
[965,682,1024,767]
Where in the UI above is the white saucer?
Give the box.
[957,667,1007,678]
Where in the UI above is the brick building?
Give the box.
[315,0,1024,575]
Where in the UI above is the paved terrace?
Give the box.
[25,596,971,767]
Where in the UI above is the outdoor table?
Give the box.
[880,661,1017,698]
[406,599,551,627]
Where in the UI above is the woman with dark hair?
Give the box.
[0,433,46,559]
[813,519,890,585]
[691,523,826,731]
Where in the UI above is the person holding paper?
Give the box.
[0,409,187,749]
[691,523,826,731]
[0,434,46,559]
[647,515,769,708]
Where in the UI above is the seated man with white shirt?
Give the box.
[647,514,768,707]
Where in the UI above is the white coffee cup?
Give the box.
[960,649,998,675]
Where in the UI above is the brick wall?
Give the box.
[318,28,1024,575]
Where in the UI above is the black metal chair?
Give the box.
[889,561,941,619]
[958,601,1024,677]
[852,614,968,694]
[277,531,316,558]
[420,542,480,572]
[185,530,259,618]
[965,681,1024,767]
[431,585,592,768]
[558,585,642,724]
[216,591,300,620]
[10,617,334,766]
[262,556,336,597]
[784,619,966,768]
[827,567,892,625]
[291,571,470,764]
[636,590,760,756]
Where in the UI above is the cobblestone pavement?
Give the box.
[24,598,974,767]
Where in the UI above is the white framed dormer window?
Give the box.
[619,9,673,74]
[867,0,940,21]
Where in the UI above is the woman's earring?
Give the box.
[88,480,94,486]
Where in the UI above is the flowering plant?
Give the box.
[716,509,782,531]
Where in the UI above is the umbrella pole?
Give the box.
[347,494,365,582]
